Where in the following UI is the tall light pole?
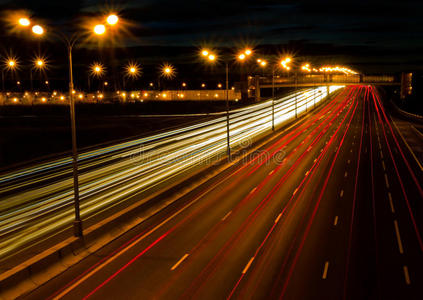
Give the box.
[14,13,120,237]
[200,48,252,159]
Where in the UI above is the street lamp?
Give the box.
[158,63,175,90]
[88,62,105,91]
[106,14,119,26]
[13,13,121,238]
[18,17,30,27]
[200,48,232,158]
[31,25,44,35]
[123,62,141,90]
[2,57,19,92]
[93,24,106,35]
[160,64,175,79]
[31,56,47,91]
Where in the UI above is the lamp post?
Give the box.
[124,62,141,92]
[14,13,120,237]
[159,63,176,92]
[33,57,46,91]
[89,62,105,92]
[200,48,252,159]
[3,58,18,92]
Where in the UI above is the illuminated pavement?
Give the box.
[19,86,423,299]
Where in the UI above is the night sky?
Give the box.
[0,0,422,86]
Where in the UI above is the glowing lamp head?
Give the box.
[165,67,171,73]
[201,50,209,57]
[94,24,106,35]
[95,66,101,72]
[238,53,246,61]
[130,67,136,73]
[36,60,44,67]
[208,54,216,61]
[8,60,15,67]
[245,49,252,56]
[32,25,44,35]
[106,14,119,26]
[18,18,30,27]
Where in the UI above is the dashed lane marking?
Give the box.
[394,220,404,254]
[322,261,330,279]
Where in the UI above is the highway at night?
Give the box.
[15,86,423,300]
[0,86,338,260]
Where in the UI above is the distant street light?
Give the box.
[31,56,48,91]
[123,62,141,90]
[88,62,105,91]
[2,57,19,92]
[160,63,176,79]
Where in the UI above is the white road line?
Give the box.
[403,266,411,285]
[322,261,330,279]
[344,171,348,178]
[384,174,390,189]
[394,220,404,254]
[221,211,232,221]
[340,190,344,197]
[380,150,383,158]
[388,192,395,213]
[268,169,275,176]
[334,216,339,226]
[305,170,310,176]
[171,253,189,271]
[249,187,257,194]
[382,161,386,171]
[242,257,255,274]
[293,188,299,196]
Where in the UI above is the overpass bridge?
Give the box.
[248,74,401,100]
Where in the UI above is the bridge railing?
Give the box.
[256,74,397,86]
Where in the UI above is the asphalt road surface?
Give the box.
[21,86,423,300]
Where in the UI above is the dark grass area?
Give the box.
[0,100,255,170]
